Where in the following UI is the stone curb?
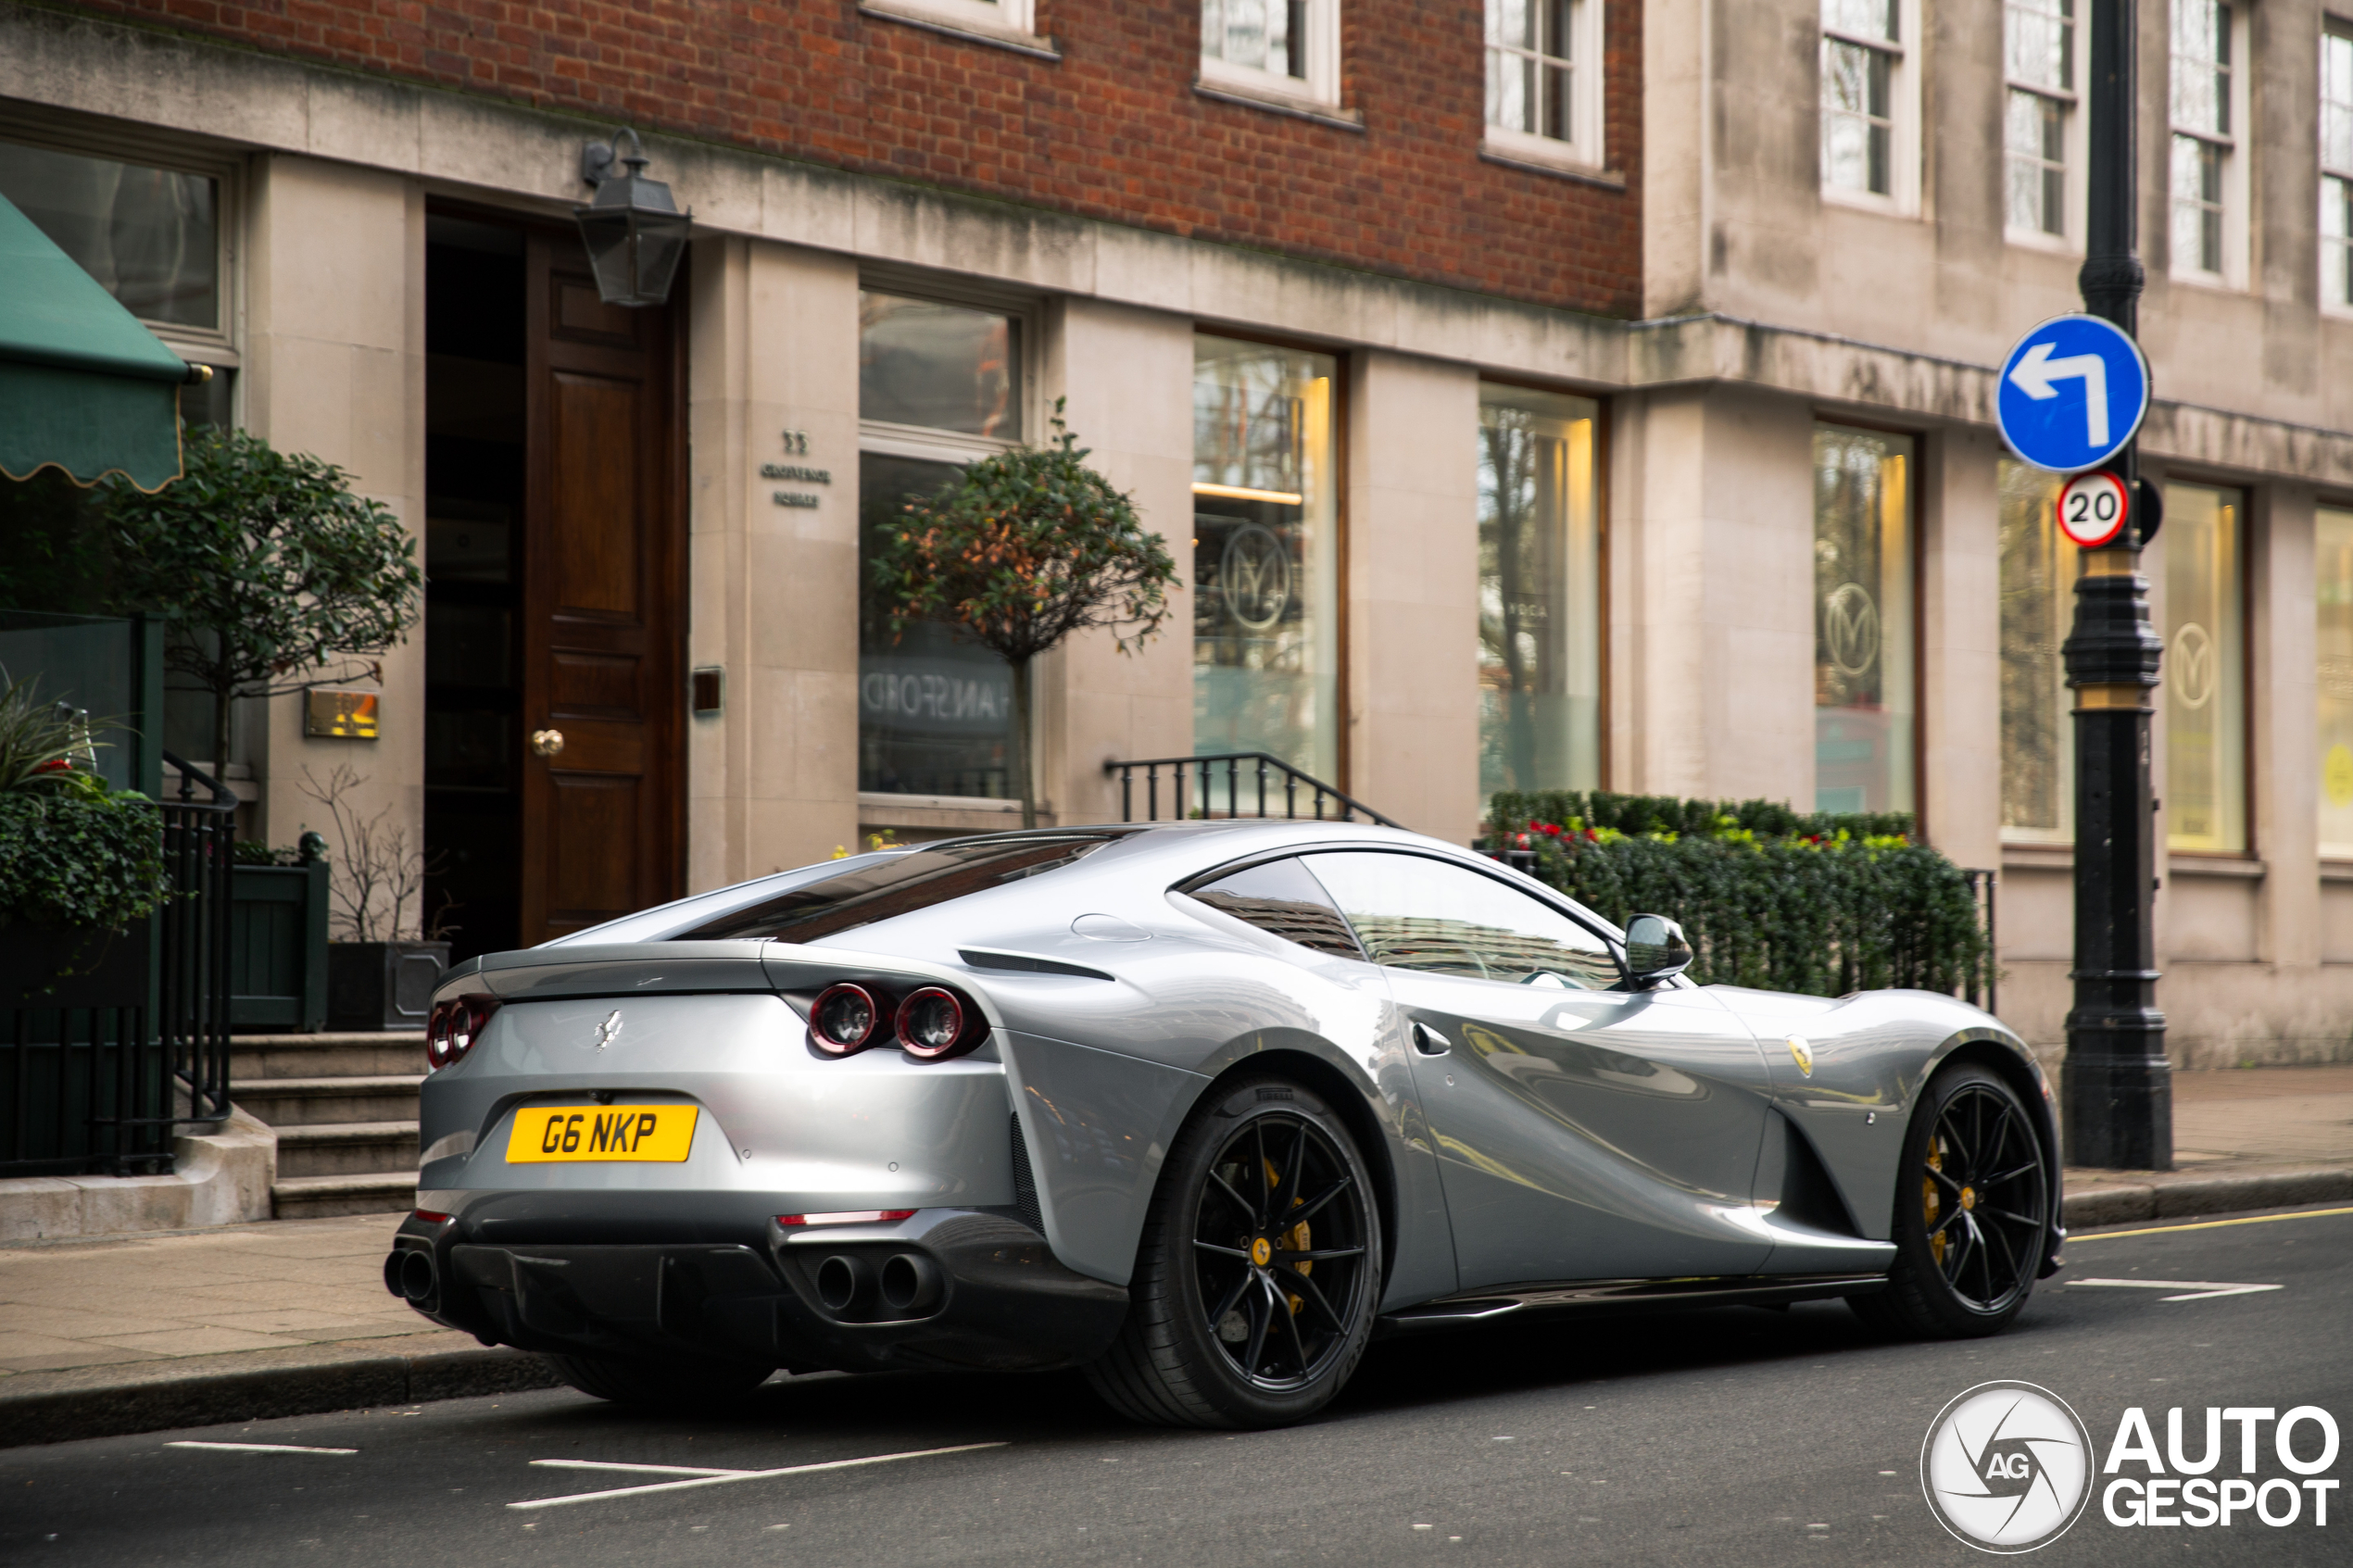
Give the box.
[0,1333,562,1451]
[2060,1166,2353,1229]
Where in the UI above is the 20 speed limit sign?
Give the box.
[2057,470,2130,548]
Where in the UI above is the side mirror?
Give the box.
[1623,914,1692,986]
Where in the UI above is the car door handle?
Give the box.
[1412,1022,1451,1056]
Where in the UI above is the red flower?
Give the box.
[34,759,69,773]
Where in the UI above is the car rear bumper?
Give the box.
[384,1206,1127,1374]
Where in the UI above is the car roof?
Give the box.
[544,818,1570,947]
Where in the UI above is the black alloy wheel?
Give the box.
[1852,1062,2051,1339]
[1087,1076,1381,1428]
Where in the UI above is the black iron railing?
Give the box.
[1961,868,1998,1016]
[157,752,236,1134]
[0,756,235,1176]
[1106,752,1403,830]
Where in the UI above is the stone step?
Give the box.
[270,1171,418,1222]
[233,1075,422,1128]
[231,1033,427,1082]
[274,1120,421,1180]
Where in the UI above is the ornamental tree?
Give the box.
[104,428,422,768]
[870,408,1179,829]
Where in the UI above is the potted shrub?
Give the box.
[869,406,1178,830]
[299,763,453,1033]
[0,675,173,1009]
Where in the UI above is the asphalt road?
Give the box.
[6,1205,2348,1567]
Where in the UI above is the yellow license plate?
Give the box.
[505,1105,699,1163]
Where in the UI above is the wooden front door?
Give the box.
[518,235,685,944]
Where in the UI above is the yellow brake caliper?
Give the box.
[1265,1157,1311,1316]
[1925,1136,1945,1266]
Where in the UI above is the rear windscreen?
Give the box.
[676,831,1139,943]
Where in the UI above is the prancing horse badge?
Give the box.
[1787,1035,1814,1077]
[594,1010,623,1049]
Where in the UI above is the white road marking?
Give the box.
[508,1442,1006,1510]
[165,1442,358,1455]
[2069,1277,2283,1302]
[529,1460,747,1477]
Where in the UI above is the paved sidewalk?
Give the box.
[2060,1061,2353,1224]
[1,1065,2347,1447]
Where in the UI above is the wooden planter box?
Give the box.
[0,919,165,1175]
[326,940,450,1032]
[0,920,151,1012]
[229,859,330,1033]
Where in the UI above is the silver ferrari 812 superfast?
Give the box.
[385,821,2060,1428]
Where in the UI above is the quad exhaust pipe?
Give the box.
[813,1250,944,1319]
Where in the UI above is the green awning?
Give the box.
[0,192,192,494]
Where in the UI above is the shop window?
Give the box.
[859,293,1020,442]
[1201,0,1340,107]
[1478,383,1600,804]
[1999,458,2076,843]
[0,140,220,331]
[1812,425,1916,815]
[1485,0,1605,169]
[858,290,1026,800]
[2163,482,2246,852]
[1193,335,1340,783]
[2005,0,2078,240]
[2318,505,2353,857]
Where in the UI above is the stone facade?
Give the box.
[5,0,2349,1073]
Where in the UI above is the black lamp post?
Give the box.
[2061,0,2172,1170]
[573,128,692,308]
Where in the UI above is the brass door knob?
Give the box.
[530,728,565,758]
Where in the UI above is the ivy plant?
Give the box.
[0,770,171,934]
[869,407,1179,828]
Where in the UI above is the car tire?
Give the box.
[544,1351,774,1408]
[1086,1074,1383,1430]
[1850,1061,2052,1340]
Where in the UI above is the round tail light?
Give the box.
[425,996,499,1072]
[896,986,975,1060]
[810,983,881,1056]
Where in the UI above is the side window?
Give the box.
[1302,852,1620,989]
[1187,858,1366,960]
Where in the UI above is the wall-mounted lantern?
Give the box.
[573,128,691,308]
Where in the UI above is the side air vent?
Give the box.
[1778,1118,1865,1237]
[1008,1114,1045,1236]
[960,949,1115,982]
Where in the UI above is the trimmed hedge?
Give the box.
[1483,790,1990,1000]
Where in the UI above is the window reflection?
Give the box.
[1812,425,1915,814]
[858,452,1015,797]
[858,293,1019,440]
[2321,507,2353,857]
[2165,483,2245,852]
[1192,335,1339,782]
[1478,384,1599,803]
[1999,458,2074,841]
[1303,851,1619,989]
[0,143,219,330]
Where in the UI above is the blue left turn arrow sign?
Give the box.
[1995,313,2151,474]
